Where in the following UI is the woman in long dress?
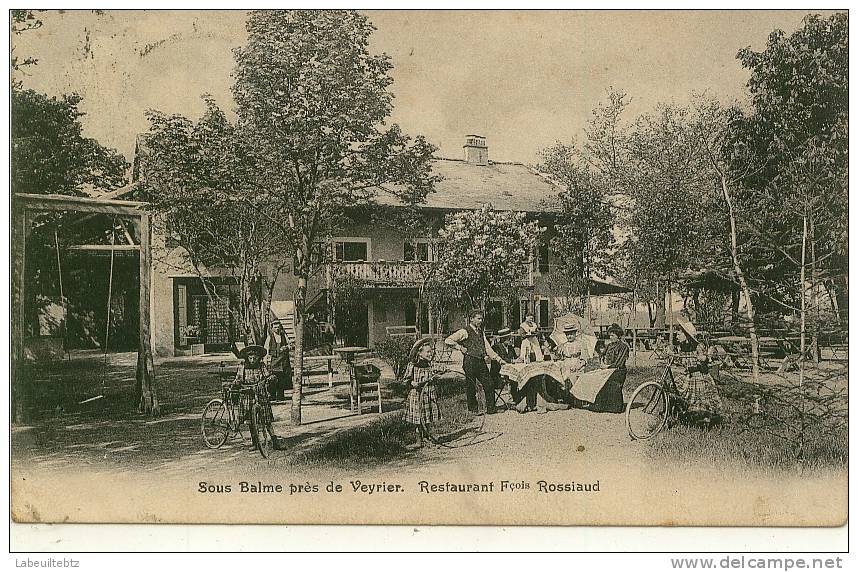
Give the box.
[591,323,629,413]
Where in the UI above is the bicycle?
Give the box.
[201,372,275,458]
[625,355,688,440]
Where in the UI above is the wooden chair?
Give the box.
[353,362,383,414]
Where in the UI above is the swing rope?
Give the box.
[54,228,70,362]
[79,216,116,405]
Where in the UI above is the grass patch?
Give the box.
[638,365,848,473]
[645,422,848,473]
[285,414,416,470]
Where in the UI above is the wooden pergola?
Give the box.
[11,193,159,421]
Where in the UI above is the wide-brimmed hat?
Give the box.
[407,337,436,362]
[495,327,513,338]
[607,323,625,338]
[562,323,579,334]
[238,344,267,359]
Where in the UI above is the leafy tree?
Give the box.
[12,89,129,197]
[10,9,42,78]
[538,140,616,318]
[232,10,439,424]
[729,13,848,349]
[140,97,290,347]
[430,206,541,313]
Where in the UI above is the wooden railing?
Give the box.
[313,260,534,289]
[326,261,431,287]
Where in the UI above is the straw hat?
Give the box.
[407,337,436,362]
[238,344,267,359]
[495,327,513,338]
[562,323,579,334]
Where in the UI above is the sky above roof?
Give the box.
[12,9,831,166]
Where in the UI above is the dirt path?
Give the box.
[12,355,847,525]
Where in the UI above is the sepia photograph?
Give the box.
[9,8,848,529]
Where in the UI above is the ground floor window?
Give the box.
[404,298,429,334]
[173,277,239,351]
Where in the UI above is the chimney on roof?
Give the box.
[463,135,488,166]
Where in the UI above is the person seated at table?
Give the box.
[555,323,588,403]
[514,374,570,414]
[234,345,285,449]
[491,328,518,363]
[403,338,441,448]
[674,343,724,427]
[519,314,543,363]
[556,323,587,361]
[489,328,519,407]
[590,323,629,413]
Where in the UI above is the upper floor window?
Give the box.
[404,240,434,262]
[334,240,368,262]
[537,243,550,274]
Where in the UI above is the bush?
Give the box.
[374,335,417,380]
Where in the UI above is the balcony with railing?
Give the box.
[310,260,535,290]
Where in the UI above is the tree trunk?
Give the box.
[290,241,310,425]
[730,290,741,326]
[136,213,160,415]
[808,217,820,364]
[718,173,759,383]
[652,281,665,329]
[667,279,674,351]
[798,213,808,459]
[291,278,305,425]
[825,281,841,325]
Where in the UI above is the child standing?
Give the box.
[403,338,441,447]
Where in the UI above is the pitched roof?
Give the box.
[377,158,562,213]
[116,139,564,213]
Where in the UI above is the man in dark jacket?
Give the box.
[265,322,293,402]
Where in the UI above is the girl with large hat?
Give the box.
[403,337,442,447]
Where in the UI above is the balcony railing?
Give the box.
[313,260,534,289]
[325,261,430,287]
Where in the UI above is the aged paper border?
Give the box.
[5,0,852,553]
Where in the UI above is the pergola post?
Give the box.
[11,205,32,422]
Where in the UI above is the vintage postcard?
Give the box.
[9,9,848,527]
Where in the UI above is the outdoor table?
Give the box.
[333,346,369,412]
[303,354,338,388]
[500,361,615,406]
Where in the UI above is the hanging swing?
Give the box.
[78,215,118,405]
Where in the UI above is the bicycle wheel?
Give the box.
[201,399,230,449]
[250,403,274,459]
[421,378,486,448]
[626,381,669,440]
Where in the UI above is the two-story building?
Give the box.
[145,135,572,357]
